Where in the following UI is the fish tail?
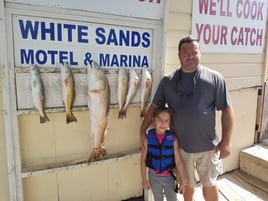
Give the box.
[140,109,145,118]
[66,112,77,124]
[118,109,127,119]
[40,113,49,124]
[88,147,107,162]
[118,112,123,119]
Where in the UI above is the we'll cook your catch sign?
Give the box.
[192,0,267,53]
[13,15,152,68]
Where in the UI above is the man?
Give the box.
[140,36,234,201]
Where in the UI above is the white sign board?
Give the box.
[13,15,153,68]
[6,0,164,20]
[191,0,267,53]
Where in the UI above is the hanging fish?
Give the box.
[60,63,77,124]
[30,64,49,123]
[117,68,128,119]
[119,69,140,119]
[88,62,111,162]
[140,69,152,118]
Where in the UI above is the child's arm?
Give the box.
[174,138,188,194]
[140,138,150,190]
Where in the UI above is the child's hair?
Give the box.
[153,106,172,118]
[153,106,173,130]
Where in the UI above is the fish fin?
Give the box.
[40,113,49,124]
[88,147,107,162]
[66,112,77,124]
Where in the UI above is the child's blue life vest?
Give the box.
[146,128,175,173]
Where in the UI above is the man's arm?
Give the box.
[140,103,158,145]
[216,105,234,159]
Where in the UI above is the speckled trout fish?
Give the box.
[60,63,77,124]
[140,69,152,118]
[88,62,111,162]
[117,68,128,119]
[119,69,140,119]
[30,64,49,123]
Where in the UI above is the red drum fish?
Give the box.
[88,62,111,162]
[117,68,128,119]
[60,63,77,124]
[140,69,152,118]
[30,64,49,123]
[119,69,140,119]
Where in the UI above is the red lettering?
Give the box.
[257,2,264,20]
[220,0,232,17]
[219,25,227,45]
[250,1,257,20]
[203,24,211,44]
[209,0,217,15]
[231,27,238,45]
[199,0,217,15]
[231,26,263,46]
[250,28,256,46]
[199,0,210,14]
[236,0,243,18]
[255,28,263,46]
[195,23,227,45]
[236,0,264,20]
[139,0,160,3]
[243,27,251,45]
[243,0,251,19]
[237,28,244,45]
[195,23,204,41]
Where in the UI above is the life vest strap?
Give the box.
[148,144,173,150]
[151,154,174,160]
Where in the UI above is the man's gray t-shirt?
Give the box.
[153,65,232,153]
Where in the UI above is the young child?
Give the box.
[140,106,188,201]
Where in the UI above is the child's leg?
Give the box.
[148,169,164,201]
[163,177,177,201]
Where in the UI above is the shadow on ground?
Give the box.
[122,196,144,201]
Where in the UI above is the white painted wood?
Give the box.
[21,150,140,178]
[5,0,165,20]
[259,26,268,142]
[0,1,24,200]
[260,81,268,141]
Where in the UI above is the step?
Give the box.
[233,169,268,193]
[239,144,268,183]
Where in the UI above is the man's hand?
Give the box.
[215,141,231,159]
[218,106,234,159]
